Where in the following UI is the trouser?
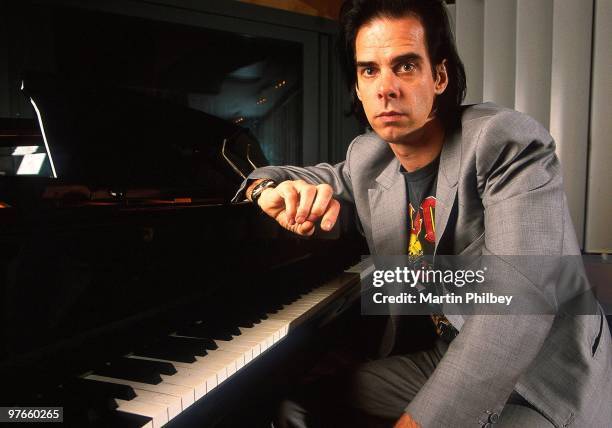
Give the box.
[275,340,553,428]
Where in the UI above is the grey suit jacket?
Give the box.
[234,103,612,427]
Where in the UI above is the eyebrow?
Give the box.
[391,53,423,66]
[355,52,424,68]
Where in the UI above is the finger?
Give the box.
[307,184,333,222]
[276,182,298,225]
[320,199,340,231]
[294,182,316,224]
[296,220,315,236]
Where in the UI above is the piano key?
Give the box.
[230,316,255,329]
[237,320,287,344]
[147,337,208,357]
[133,346,197,363]
[198,348,245,371]
[94,358,169,385]
[65,377,136,401]
[175,324,232,342]
[102,360,215,402]
[213,340,255,364]
[159,373,206,400]
[172,321,281,353]
[166,366,218,394]
[198,320,242,338]
[131,388,182,420]
[128,354,229,385]
[166,334,218,351]
[85,374,195,410]
[115,399,168,428]
[122,357,177,375]
[109,410,154,428]
[181,321,241,341]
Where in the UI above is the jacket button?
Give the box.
[489,413,500,423]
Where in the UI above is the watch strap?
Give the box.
[250,179,277,206]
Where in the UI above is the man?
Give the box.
[234,0,611,426]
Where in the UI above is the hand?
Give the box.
[394,413,422,428]
[256,179,340,236]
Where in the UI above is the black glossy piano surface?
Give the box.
[0,77,368,427]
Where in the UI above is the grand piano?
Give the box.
[0,75,369,427]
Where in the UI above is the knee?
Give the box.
[349,366,385,410]
[348,363,409,421]
[274,398,309,428]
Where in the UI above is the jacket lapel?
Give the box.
[369,158,407,357]
[369,157,408,255]
[434,128,461,255]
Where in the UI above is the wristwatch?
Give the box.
[249,179,277,206]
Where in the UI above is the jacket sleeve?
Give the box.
[231,138,357,204]
[406,110,578,426]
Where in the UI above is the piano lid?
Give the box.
[4,74,268,204]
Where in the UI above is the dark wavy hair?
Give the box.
[338,0,466,128]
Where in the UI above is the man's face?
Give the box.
[355,15,448,144]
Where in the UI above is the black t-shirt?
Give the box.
[401,156,439,258]
[400,156,458,341]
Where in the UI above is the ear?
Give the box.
[434,59,449,95]
[355,83,362,101]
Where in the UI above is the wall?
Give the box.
[238,0,342,20]
[451,0,611,253]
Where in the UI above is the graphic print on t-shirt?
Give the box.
[408,196,436,258]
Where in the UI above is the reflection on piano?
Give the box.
[0,76,368,427]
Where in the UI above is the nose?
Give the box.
[377,70,399,100]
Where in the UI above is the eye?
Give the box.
[399,63,416,73]
[358,65,378,78]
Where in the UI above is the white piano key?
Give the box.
[234,331,272,352]
[159,373,206,400]
[195,349,243,373]
[228,335,268,357]
[236,322,284,345]
[214,340,255,363]
[234,333,272,345]
[132,388,182,420]
[169,365,218,393]
[247,334,278,349]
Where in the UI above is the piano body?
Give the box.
[0,75,368,427]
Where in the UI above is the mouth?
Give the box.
[377,111,403,117]
[376,111,405,122]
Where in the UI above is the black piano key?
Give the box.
[119,356,177,375]
[106,411,153,428]
[133,345,196,363]
[169,335,217,350]
[184,320,241,339]
[235,304,268,323]
[93,358,165,385]
[175,324,232,342]
[64,377,136,401]
[46,380,122,427]
[155,336,209,356]
[234,317,255,328]
[262,302,284,313]
[224,306,266,328]
[211,310,252,329]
